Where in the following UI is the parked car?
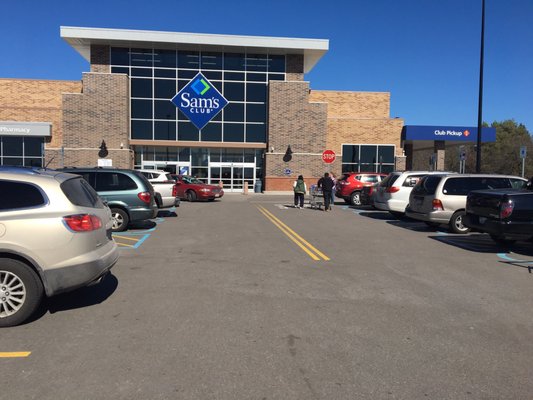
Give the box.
[464,188,533,244]
[360,182,380,207]
[171,175,224,202]
[59,167,158,232]
[374,171,453,218]
[335,172,388,206]
[406,174,527,233]
[138,169,180,209]
[0,166,119,327]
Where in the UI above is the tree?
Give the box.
[445,120,533,176]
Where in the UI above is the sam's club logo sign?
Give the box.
[171,73,228,130]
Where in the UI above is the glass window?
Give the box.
[342,145,359,163]
[178,122,199,141]
[224,72,245,81]
[154,121,176,141]
[378,146,395,164]
[131,99,152,119]
[201,52,222,70]
[178,70,198,79]
[268,73,285,81]
[131,78,152,98]
[268,55,285,72]
[224,124,245,142]
[246,124,266,142]
[178,148,190,162]
[224,103,244,122]
[154,50,176,68]
[95,172,138,191]
[191,148,208,166]
[255,150,264,168]
[3,137,23,156]
[155,69,176,78]
[2,158,23,166]
[191,167,208,179]
[0,181,45,210]
[222,149,243,162]
[246,54,268,71]
[224,53,245,71]
[360,145,377,164]
[111,67,129,75]
[24,137,43,156]
[201,123,222,142]
[61,178,103,208]
[244,149,255,163]
[203,71,222,80]
[154,100,176,119]
[154,80,176,98]
[210,148,221,162]
[131,120,153,140]
[130,48,153,67]
[224,82,245,101]
[25,158,42,168]
[178,51,200,69]
[131,68,152,77]
[246,83,267,102]
[111,47,129,66]
[246,104,266,123]
[178,80,189,91]
[247,73,267,82]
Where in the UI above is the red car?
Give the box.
[171,175,224,202]
[335,172,388,206]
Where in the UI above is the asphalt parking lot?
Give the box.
[2,194,533,400]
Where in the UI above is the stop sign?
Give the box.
[322,150,336,164]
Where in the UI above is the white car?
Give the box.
[138,170,179,209]
[374,171,450,218]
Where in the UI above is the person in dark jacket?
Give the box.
[293,175,307,208]
[317,172,335,211]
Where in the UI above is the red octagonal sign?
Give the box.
[322,150,336,164]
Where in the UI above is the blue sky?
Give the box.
[2,0,532,132]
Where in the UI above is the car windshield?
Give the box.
[182,176,204,184]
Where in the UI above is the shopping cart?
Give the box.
[309,184,324,210]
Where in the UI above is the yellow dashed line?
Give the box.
[0,352,31,358]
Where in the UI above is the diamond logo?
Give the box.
[171,73,228,130]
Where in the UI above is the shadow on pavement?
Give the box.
[128,220,157,230]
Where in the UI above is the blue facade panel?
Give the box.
[402,125,496,142]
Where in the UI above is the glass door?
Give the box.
[209,163,255,192]
[142,161,190,175]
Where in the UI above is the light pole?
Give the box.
[475,0,486,173]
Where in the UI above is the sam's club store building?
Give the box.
[0,26,495,191]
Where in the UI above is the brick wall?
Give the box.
[91,45,111,73]
[46,72,131,169]
[309,91,390,119]
[266,80,328,191]
[0,78,82,148]
[285,54,304,81]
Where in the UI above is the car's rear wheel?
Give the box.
[449,211,470,234]
[111,208,129,232]
[350,191,361,206]
[0,259,43,327]
[186,190,197,202]
[489,234,516,245]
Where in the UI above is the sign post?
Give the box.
[520,146,527,178]
[459,146,466,174]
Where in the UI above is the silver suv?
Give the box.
[0,167,119,327]
[406,174,527,233]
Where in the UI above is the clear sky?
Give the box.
[2,0,532,132]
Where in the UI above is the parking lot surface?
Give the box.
[2,194,533,399]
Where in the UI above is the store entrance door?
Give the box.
[209,163,255,192]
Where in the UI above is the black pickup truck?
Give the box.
[464,189,533,244]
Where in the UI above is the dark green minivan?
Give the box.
[59,168,158,232]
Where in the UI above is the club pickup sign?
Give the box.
[322,150,336,164]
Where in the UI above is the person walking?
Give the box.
[318,172,334,211]
[329,172,337,208]
[293,175,307,209]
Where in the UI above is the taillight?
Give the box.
[172,184,177,197]
[63,214,102,232]
[138,191,151,204]
[386,186,400,193]
[368,187,374,195]
[432,199,444,211]
[500,200,514,219]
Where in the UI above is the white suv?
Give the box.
[374,171,450,218]
[0,167,119,327]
